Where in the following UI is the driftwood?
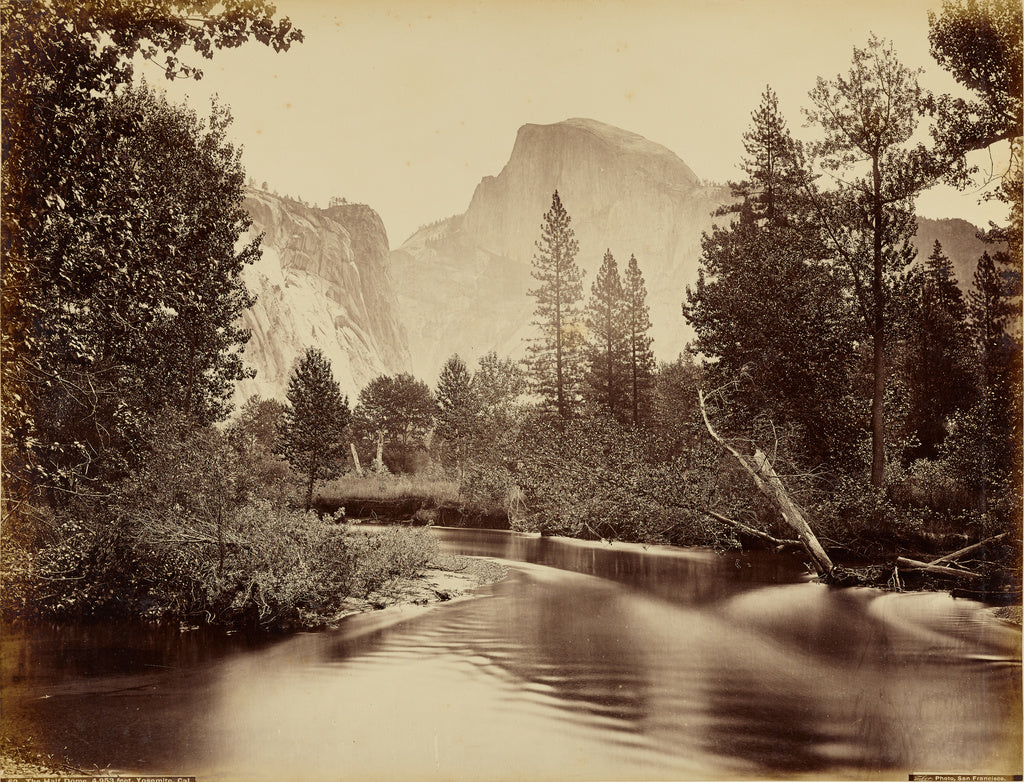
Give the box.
[928,532,1009,566]
[703,509,802,549]
[895,556,985,581]
[699,390,834,576]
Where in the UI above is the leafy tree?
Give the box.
[226,395,293,507]
[928,0,1021,527]
[623,254,656,427]
[229,396,287,457]
[649,353,704,458]
[928,0,1021,343]
[352,373,436,473]
[927,0,1022,155]
[6,86,260,499]
[584,250,629,420]
[804,36,941,485]
[457,353,528,511]
[281,348,351,511]
[525,190,585,418]
[905,241,976,459]
[435,355,475,479]
[1,0,301,503]
[473,352,527,412]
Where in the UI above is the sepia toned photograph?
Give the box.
[1,0,1021,780]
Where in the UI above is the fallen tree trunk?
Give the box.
[699,390,834,576]
[928,532,1010,566]
[702,509,802,549]
[896,556,985,581]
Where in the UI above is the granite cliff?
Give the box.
[235,188,410,402]
[390,118,732,379]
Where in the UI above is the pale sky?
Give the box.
[140,0,1009,247]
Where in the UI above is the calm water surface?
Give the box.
[2,527,1020,781]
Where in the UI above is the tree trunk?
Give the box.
[895,556,984,581]
[305,453,317,512]
[929,532,1009,566]
[870,153,886,488]
[699,391,834,576]
[350,443,364,477]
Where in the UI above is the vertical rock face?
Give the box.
[235,188,410,403]
[390,118,732,380]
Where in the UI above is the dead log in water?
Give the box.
[702,509,802,549]
[928,532,1010,566]
[895,556,986,581]
[698,390,834,577]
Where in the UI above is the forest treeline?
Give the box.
[1,0,1020,629]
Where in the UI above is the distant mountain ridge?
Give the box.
[231,124,997,402]
[390,119,998,381]
[913,216,996,290]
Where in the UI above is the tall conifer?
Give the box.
[906,241,975,458]
[584,250,629,420]
[526,191,584,418]
[282,347,351,511]
[624,254,655,426]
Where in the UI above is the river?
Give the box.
[2,527,1020,780]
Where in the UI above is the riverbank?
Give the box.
[1,552,510,779]
[329,553,509,621]
[1,737,103,778]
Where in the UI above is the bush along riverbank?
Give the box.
[0,414,509,634]
[1,500,504,632]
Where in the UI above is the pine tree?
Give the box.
[525,190,585,418]
[805,36,940,485]
[734,86,809,225]
[969,252,1012,384]
[623,254,655,426]
[941,250,1019,515]
[435,354,475,479]
[281,347,351,511]
[584,250,629,420]
[906,241,975,459]
[684,89,857,466]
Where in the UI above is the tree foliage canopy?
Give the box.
[1,0,302,502]
[584,250,629,420]
[804,37,934,484]
[927,0,1023,154]
[352,373,436,472]
[623,254,655,426]
[281,348,350,510]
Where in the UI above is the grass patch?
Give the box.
[319,474,460,505]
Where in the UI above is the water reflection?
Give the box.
[2,530,1020,781]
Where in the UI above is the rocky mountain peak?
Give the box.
[391,119,732,380]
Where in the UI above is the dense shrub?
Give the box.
[2,409,440,631]
[461,412,721,544]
